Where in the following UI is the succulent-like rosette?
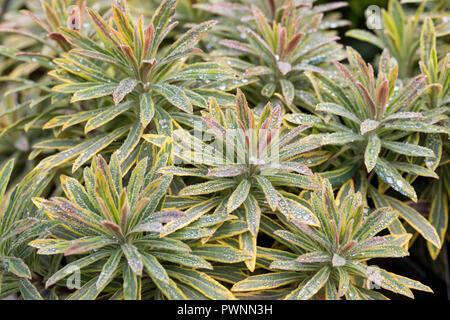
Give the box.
[214,0,346,110]
[147,90,325,271]
[287,47,448,203]
[30,150,244,300]
[232,178,433,300]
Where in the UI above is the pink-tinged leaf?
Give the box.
[101,221,125,241]
[87,8,120,48]
[236,89,254,129]
[277,27,287,57]
[47,32,72,51]
[64,236,115,255]
[377,78,389,118]
[202,116,226,138]
[20,9,51,33]
[332,61,355,83]
[356,81,376,119]
[219,39,257,55]
[340,240,357,254]
[284,33,304,59]
[131,222,163,233]
[143,24,155,60]
[244,66,273,77]
[279,125,311,146]
[269,105,282,128]
[150,210,186,224]
[140,58,156,80]
[386,75,427,115]
[120,45,139,72]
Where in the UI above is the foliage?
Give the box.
[30,151,243,300]
[0,0,448,300]
[232,178,432,300]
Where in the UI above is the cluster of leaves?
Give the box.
[0,0,448,300]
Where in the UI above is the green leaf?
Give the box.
[207,165,247,178]
[70,127,128,172]
[164,20,216,60]
[113,78,139,105]
[151,0,177,50]
[232,272,301,292]
[191,244,251,263]
[152,84,193,114]
[135,237,191,252]
[209,220,249,241]
[96,250,123,290]
[141,251,170,284]
[45,252,109,288]
[365,135,381,172]
[243,193,261,237]
[1,257,31,279]
[28,238,73,255]
[227,179,251,213]
[261,83,276,97]
[123,264,141,300]
[277,194,319,226]
[427,179,448,259]
[345,30,385,49]
[152,251,212,270]
[71,83,117,102]
[280,79,295,106]
[316,103,361,123]
[67,276,104,300]
[390,162,439,178]
[254,175,278,211]
[19,278,43,300]
[0,159,14,204]
[321,132,364,145]
[153,277,187,300]
[179,180,236,196]
[140,93,155,128]
[161,198,220,237]
[166,266,236,300]
[121,243,144,276]
[291,266,330,300]
[0,218,38,245]
[65,237,116,255]
[85,102,133,133]
[116,120,143,164]
[374,157,417,201]
[382,194,441,248]
[382,141,435,157]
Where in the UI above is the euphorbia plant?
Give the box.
[286,46,446,251]
[148,89,325,271]
[0,160,54,300]
[26,0,234,176]
[232,178,433,300]
[30,148,246,300]
[0,0,447,301]
[215,0,345,111]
